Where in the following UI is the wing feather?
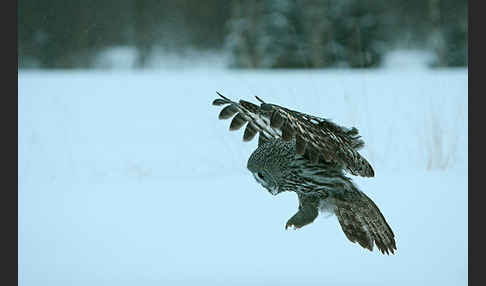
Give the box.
[270,110,285,129]
[243,122,258,141]
[229,113,247,131]
[213,92,278,145]
[218,105,238,119]
[212,92,374,177]
[295,135,307,155]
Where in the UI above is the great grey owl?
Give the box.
[212,92,397,255]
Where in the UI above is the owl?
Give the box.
[213,92,397,255]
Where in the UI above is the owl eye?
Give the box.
[257,172,264,180]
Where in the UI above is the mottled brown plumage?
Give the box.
[212,92,396,255]
[214,92,373,177]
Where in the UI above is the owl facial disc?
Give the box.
[252,172,279,196]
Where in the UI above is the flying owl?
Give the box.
[212,92,397,255]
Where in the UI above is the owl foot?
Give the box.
[285,204,318,230]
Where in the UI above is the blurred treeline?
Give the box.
[18,0,467,69]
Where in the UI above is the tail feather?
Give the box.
[333,190,396,255]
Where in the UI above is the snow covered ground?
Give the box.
[18,68,467,286]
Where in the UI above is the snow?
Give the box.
[94,46,139,69]
[94,46,229,70]
[18,67,467,285]
[382,49,436,70]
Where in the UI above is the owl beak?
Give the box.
[269,186,279,196]
[252,172,279,196]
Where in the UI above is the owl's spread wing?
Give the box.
[212,92,374,177]
[331,190,396,255]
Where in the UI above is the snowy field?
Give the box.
[19,68,467,286]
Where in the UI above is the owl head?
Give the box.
[247,139,295,196]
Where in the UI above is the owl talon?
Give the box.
[285,222,299,230]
